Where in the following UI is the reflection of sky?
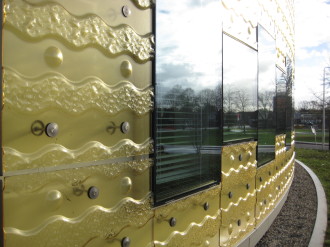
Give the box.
[258,26,276,92]
[156,0,222,92]
[223,34,258,109]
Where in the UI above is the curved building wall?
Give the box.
[1,0,295,246]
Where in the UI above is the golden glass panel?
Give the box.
[153,187,220,247]
[21,0,153,33]
[1,0,297,246]
[3,0,153,173]
[4,0,153,62]
[255,161,275,225]
[220,142,257,246]
[3,160,152,245]
[220,196,256,247]
[3,30,151,88]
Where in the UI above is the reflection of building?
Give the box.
[295,111,329,128]
[274,94,293,132]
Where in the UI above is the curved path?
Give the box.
[256,161,325,246]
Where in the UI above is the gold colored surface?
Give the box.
[4,0,154,62]
[3,30,151,88]
[4,159,153,246]
[2,0,296,246]
[20,0,152,35]
[121,60,133,78]
[107,221,153,247]
[220,142,257,247]
[275,134,286,165]
[273,152,295,205]
[220,196,256,247]
[131,0,154,9]
[3,109,151,170]
[44,46,63,67]
[255,161,275,226]
[154,186,220,247]
[4,138,152,171]
[3,0,154,245]
[222,0,258,48]
[3,67,153,115]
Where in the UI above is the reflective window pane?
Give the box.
[154,1,222,204]
[257,26,276,165]
[285,57,294,147]
[275,67,287,136]
[223,34,258,143]
[275,63,294,148]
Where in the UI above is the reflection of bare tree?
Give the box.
[199,89,216,107]
[158,84,221,151]
[235,90,251,133]
[298,100,323,111]
[223,85,237,130]
[258,90,275,125]
[223,85,236,113]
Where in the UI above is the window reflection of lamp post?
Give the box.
[322,67,330,150]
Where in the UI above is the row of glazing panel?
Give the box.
[154,1,294,204]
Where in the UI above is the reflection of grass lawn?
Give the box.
[295,128,329,143]
[295,149,330,246]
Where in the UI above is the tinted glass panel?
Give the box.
[275,67,287,135]
[257,26,276,165]
[223,34,258,143]
[285,57,294,147]
[154,1,222,204]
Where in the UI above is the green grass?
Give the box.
[295,128,329,143]
[295,148,330,246]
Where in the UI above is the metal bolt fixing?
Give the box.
[88,186,99,199]
[122,6,131,17]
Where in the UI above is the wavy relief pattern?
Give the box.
[221,191,256,213]
[154,210,220,247]
[221,161,257,177]
[221,221,255,247]
[4,138,153,171]
[4,0,154,61]
[5,158,152,193]
[222,142,257,158]
[131,0,153,9]
[5,194,153,245]
[155,186,220,220]
[4,68,153,115]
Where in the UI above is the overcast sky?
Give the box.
[295,0,330,107]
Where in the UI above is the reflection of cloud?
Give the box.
[159,10,170,14]
[187,0,203,7]
[258,26,276,92]
[156,0,222,92]
[157,63,202,85]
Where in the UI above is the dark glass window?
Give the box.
[154,1,222,205]
[275,67,287,135]
[285,57,294,148]
[223,34,258,143]
[257,26,276,165]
